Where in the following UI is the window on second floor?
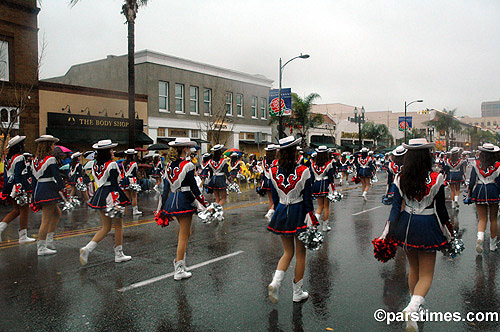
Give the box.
[203,88,212,116]
[0,41,9,82]
[0,107,19,129]
[251,96,257,118]
[236,94,243,117]
[225,92,233,116]
[175,84,184,113]
[260,98,267,119]
[159,81,169,112]
[190,86,199,115]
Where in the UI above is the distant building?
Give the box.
[45,50,274,155]
[0,0,40,151]
[481,100,500,117]
[461,116,500,131]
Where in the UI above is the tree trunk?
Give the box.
[128,18,136,148]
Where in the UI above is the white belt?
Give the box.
[101,181,112,186]
[214,173,225,176]
[360,166,370,168]
[279,197,303,205]
[37,177,55,183]
[315,176,328,181]
[176,186,190,192]
[404,206,435,215]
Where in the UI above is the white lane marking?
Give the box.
[118,250,244,292]
[352,205,383,216]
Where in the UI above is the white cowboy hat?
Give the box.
[71,152,82,159]
[202,152,211,158]
[315,145,328,153]
[478,143,500,153]
[35,135,59,143]
[403,138,435,150]
[311,152,317,158]
[278,136,302,149]
[265,144,279,151]
[392,145,408,157]
[23,152,32,157]
[124,148,138,155]
[449,147,461,154]
[168,137,196,147]
[92,139,118,150]
[230,152,239,157]
[211,144,225,151]
[360,147,369,153]
[7,135,26,149]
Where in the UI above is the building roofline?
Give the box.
[39,81,148,102]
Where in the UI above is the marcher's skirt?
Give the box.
[207,175,227,190]
[470,183,500,204]
[32,181,62,207]
[312,179,330,197]
[68,174,81,185]
[357,167,373,178]
[446,171,463,184]
[88,185,130,209]
[199,168,210,179]
[158,191,197,218]
[120,176,138,189]
[392,211,448,251]
[267,202,308,236]
[261,177,272,191]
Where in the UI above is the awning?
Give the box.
[46,127,153,145]
[310,142,337,148]
[239,140,271,145]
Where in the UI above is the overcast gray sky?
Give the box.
[38,0,500,117]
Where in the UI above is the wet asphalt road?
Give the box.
[0,174,499,332]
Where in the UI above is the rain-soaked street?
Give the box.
[0,173,499,332]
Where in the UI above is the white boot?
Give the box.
[18,229,36,244]
[477,232,485,254]
[114,245,132,263]
[173,259,192,280]
[46,232,56,251]
[490,237,498,252]
[322,218,331,232]
[268,270,285,303]
[292,278,309,302]
[37,240,57,256]
[454,196,459,209]
[403,295,424,332]
[79,241,98,266]
[132,206,142,215]
[362,191,368,201]
[0,222,7,242]
[451,200,456,209]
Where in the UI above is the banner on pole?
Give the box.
[398,116,412,131]
[269,88,292,116]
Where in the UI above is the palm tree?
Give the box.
[361,122,393,147]
[424,108,462,150]
[70,0,149,148]
[270,93,323,146]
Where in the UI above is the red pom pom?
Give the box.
[351,176,361,184]
[154,211,171,227]
[30,203,40,213]
[372,237,397,263]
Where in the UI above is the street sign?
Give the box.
[398,116,412,131]
[269,88,292,116]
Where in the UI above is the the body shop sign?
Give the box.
[269,88,292,116]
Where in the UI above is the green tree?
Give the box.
[70,0,149,148]
[424,108,462,150]
[270,92,323,146]
[361,122,393,147]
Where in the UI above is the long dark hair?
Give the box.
[450,151,459,162]
[392,155,405,166]
[213,149,222,161]
[315,151,329,167]
[479,151,496,170]
[278,146,297,175]
[265,150,276,162]
[360,151,368,159]
[7,142,24,159]
[96,149,112,165]
[399,149,433,199]
[71,157,79,167]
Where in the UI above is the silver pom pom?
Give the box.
[128,183,142,192]
[236,173,245,181]
[14,191,29,206]
[335,173,341,179]
[70,196,81,207]
[370,175,379,184]
[61,200,75,212]
[347,168,354,174]
[297,227,324,251]
[104,204,125,219]
[198,202,224,224]
[327,190,343,203]
[441,231,465,258]
[227,182,242,194]
[76,182,87,191]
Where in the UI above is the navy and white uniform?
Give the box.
[157,159,209,220]
[386,162,402,196]
[199,159,212,180]
[229,160,243,179]
[88,160,130,209]
[31,156,65,208]
[356,156,375,178]
[468,160,500,204]
[443,158,465,184]
[206,158,229,190]
[1,154,32,203]
[310,159,336,197]
[152,159,164,178]
[261,159,278,191]
[68,162,84,185]
[267,165,318,235]
[388,172,452,250]
[120,161,138,189]
[337,158,349,173]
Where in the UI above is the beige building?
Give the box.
[39,81,151,151]
[461,116,500,131]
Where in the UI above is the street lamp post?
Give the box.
[278,53,310,139]
[349,106,365,151]
[404,99,423,143]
